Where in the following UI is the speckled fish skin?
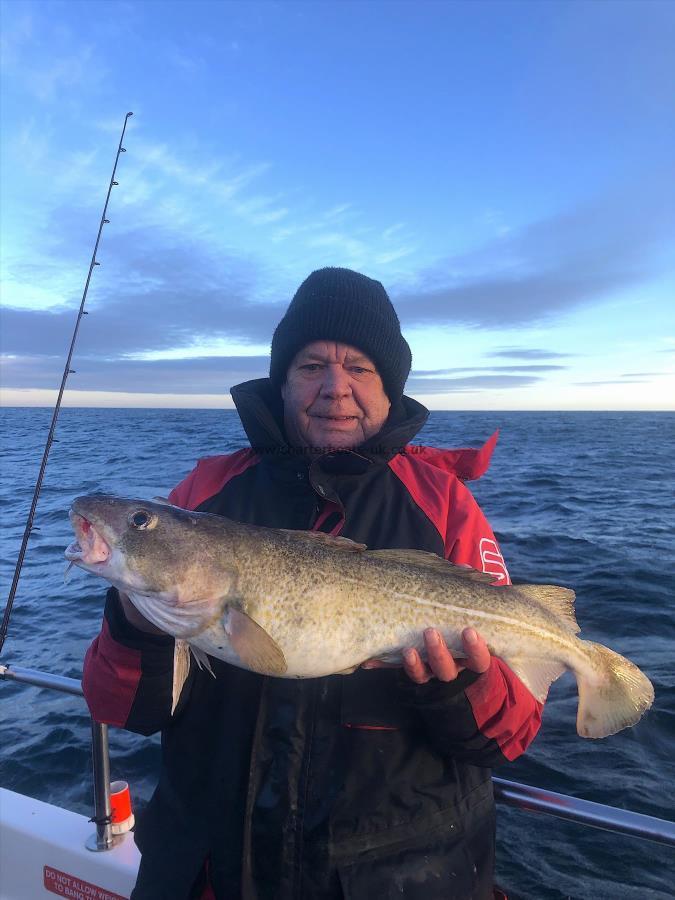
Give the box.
[66,495,654,739]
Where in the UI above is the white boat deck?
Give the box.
[0,789,140,900]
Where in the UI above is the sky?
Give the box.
[1,0,674,411]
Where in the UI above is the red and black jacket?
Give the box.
[83,379,542,900]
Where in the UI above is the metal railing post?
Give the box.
[86,719,115,851]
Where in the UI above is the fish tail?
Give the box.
[576,641,654,738]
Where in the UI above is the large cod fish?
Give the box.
[66,495,654,739]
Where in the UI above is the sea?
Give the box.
[1,407,673,899]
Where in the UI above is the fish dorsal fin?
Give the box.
[277,529,367,553]
[514,584,580,634]
[366,549,497,583]
[224,607,288,676]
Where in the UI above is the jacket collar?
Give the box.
[229,378,429,465]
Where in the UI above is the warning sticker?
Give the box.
[43,866,128,900]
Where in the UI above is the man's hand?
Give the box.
[362,627,491,684]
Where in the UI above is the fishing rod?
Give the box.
[0,112,134,656]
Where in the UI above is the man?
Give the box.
[83,267,542,899]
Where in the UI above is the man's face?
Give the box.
[281,341,391,452]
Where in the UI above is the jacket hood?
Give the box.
[229,378,497,481]
[229,377,429,462]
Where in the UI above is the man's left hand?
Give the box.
[362,627,491,684]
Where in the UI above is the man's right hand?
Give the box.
[119,591,167,635]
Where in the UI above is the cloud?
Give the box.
[12,353,559,400]
[131,141,272,202]
[233,195,289,226]
[374,246,416,266]
[306,232,369,259]
[382,223,405,240]
[407,374,542,394]
[574,380,648,386]
[0,10,34,69]
[0,7,109,103]
[27,45,105,101]
[237,194,415,270]
[1,354,269,394]
[491,348,576,360]
[478,209,512,238]
[5,80,671,401]
[12,117,54,169]
[165,44,207,75]
[393,178,675,328]
[6,166,669,397]
[395,269,622,329]
[0,220,286,361]
[323,204,353,221]
[270,222,321,244]
[412,365,567,375]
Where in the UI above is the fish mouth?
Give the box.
[65,510,111,567]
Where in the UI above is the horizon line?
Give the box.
[1,406,673,413]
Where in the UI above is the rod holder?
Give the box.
[86,720,117,852]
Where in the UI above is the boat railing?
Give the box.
[1,663,115,852]
[2,662,675,851]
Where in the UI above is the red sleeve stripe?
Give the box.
[169,448,260,511]
[82,619,142,727]
[465,657,543,761]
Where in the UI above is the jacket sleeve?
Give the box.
[402,476,543,767]
[400,659,542,767]
[82,588,183,736]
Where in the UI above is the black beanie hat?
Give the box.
[270,267,412,401]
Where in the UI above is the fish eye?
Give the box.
[129,510,157,530]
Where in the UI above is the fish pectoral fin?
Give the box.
[189,644,215,677]
[277,529,367,552]
[502,655,567,703]
[513,584,580,634]
[224,608,288,676]
[171,639,192,714]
